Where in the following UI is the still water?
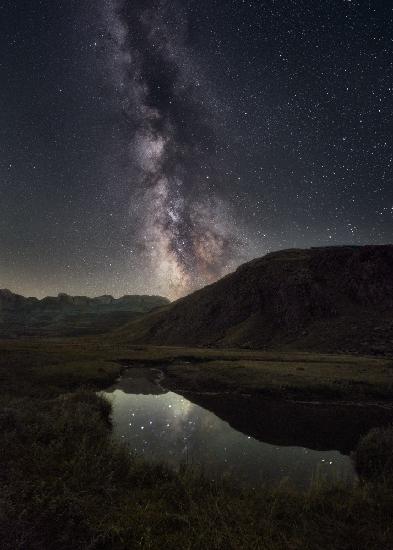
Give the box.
[102,368,362,487]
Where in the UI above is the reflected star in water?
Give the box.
[104,388,355,487]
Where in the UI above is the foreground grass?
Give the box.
[1,390,393,550]
[1,338,393,548]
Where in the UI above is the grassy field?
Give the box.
[1,337,393,548]
[165,355,393,400]
[1,338,393,401]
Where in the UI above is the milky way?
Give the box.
[0,0,391,299]
[102,0,246,298]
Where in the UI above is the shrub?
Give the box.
[57,389,112,423]
[352,426,393,481]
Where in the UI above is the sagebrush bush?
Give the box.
[352,425,393,481]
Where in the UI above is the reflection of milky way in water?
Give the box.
[103,389,356,487]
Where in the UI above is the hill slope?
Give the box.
[118,245,393,353]
[0,291,169,337]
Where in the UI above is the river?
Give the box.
[102,366,393,487]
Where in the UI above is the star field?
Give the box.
[0,0,392,298]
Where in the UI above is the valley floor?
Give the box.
[1,337,393,548]
[2,337,392,401]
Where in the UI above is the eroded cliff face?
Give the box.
[120,245,393,353]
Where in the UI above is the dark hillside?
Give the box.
[119,245,393,353]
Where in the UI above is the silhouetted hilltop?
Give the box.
[118,245,393,354]
[0,291,169,337]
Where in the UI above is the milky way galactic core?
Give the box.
[0,0,392,298]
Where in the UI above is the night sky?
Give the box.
[1,0,392,299]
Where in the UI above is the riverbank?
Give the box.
[1,338,392,402]
[1,338,393,548]
[162,352,393,402]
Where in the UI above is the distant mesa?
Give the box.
[0,290,169,338]
[117,244,393,355]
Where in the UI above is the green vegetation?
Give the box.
[1,338,392,401]
[352,426,393,481]
[0,339,122,398]
[1,338,393,548]
[1,389,393,549]
[165,355,393,400]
